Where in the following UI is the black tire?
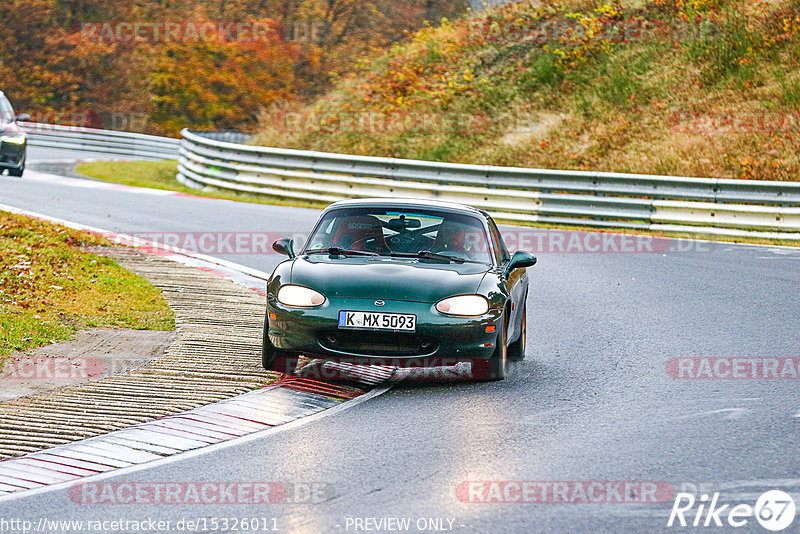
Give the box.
[8,166,23,177]
[262,314,298,375]
[507,303,526,361]
[477,315,506,381]
[261,315,275,369]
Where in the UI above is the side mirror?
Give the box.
[15,113,31,122]
[505,251,537,276]
[272,237,295,258]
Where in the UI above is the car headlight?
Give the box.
[1,134,25,145]
[277,285,326,308]
[435,295,489,316]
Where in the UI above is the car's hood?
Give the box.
[289,255,489,303]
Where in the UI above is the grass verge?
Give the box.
[254,0,800,181]
[0,211,175,359]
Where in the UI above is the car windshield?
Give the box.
[303,207,494,264]
[0,96,14,128]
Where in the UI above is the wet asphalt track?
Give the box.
[0,147,799,533]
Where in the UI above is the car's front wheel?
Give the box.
[8,165,23,177]
[508,304,526,361]
[262,314,298,375]
[474,316,506,381]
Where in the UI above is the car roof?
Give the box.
[323,198,488,218]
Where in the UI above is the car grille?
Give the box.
[317,329,438,357]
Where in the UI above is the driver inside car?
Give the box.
[430,218,490,262]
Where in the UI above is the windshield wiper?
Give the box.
[381,250,488,264]
[310,246,377,257]
[415,250,466,263]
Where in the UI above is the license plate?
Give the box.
[338,311,416,332]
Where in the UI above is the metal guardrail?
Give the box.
[178,129,800,241]
[192,130,254,144]
[22,122,180,160]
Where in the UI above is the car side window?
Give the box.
[0,96,14,125]
[488,218,510,264]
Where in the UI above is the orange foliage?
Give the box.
[0,0,468,134]
[149,21,299,133]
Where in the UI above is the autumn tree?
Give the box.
[284,0,470,95]
[0,0,468,133]
[148,20,299,133]
[0,0,140,121]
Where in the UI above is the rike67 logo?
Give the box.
[668,490,796,531]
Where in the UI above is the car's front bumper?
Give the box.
[267,297,502,366]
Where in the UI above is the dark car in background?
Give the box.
[263,198,537,381]
[0,91,30,177]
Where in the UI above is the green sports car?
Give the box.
[263,198,537,380]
